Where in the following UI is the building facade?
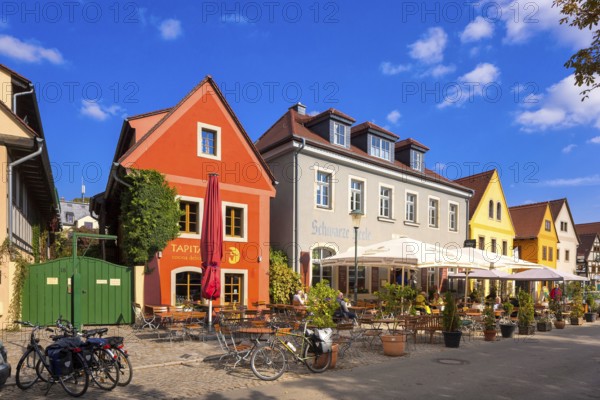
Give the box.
[577,234,600,281]
[509,202,558,268]
[0,64,59,326]
[59,199,98,231]
[256,104,472,295]
[548,199,579,274]
[92,76,276,307]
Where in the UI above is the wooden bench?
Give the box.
[422,315,443,343]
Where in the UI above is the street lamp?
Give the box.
[350,209,363,304]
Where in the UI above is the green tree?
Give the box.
[268,249,302,304]
[120,169,181,266]
[554,0,600,99]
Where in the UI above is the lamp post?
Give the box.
[350,209,363,304]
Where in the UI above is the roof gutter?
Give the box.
[8,137,43,250]
[294,137,306,274]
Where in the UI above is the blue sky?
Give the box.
[0,0,598,223]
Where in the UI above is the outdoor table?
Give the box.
[237,326,274,341]
[349,306,367,317]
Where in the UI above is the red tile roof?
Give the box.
[128,108,172,120]
[577,233,599,257]
[575,222,600,236]
[509,202,549,239]
[350,122,399,139]
[395,138,430,151]
[255,109,471,193]
[306,108,356,125]
[454,170,495,219]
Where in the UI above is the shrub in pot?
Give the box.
[442,292,462,348]
[306,280,339,368]
[570,289,585,326]
[536,316,552,332]
[482,306,497,341]
[550,299,565,329]
[499,301,516,338]
[374,283,414,356]
[517,291,535,335]
[584,294,597,323]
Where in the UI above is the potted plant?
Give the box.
[374,283,414,356]
[536,316,552,332]
[482,306,497,341]
[550,299,565,329]
[499,301,516,338]
[570,288,585,325]
[442,292,462,348]
[517,291,535,335]
[306,280,340,368]
[584,294,597,323]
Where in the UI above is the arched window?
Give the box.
[496,202,502,221]
[311,247,335,287]
[488,200,494,218]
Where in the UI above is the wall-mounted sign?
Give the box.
[46,277,58,285]
[110,279,121,286]
[96,279,108,285]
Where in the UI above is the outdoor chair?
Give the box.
[214,323,253,369]
[333,323,364,358]
[132,302,158,330]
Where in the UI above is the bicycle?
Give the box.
[80,327,132,386]
[14,320,90,397]
[250,320,332,381]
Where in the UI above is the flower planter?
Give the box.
[518,325,535,335]
[442,331,462,348]
[570,317,584,325]
[536,321,552,332]
[483,329,496,342]
[500,324,516,338]
[380,334,406,356]
[554,320,566,329]
[584,312,597,323]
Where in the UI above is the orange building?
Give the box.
[509,202,558,268]
[92,76,276,307]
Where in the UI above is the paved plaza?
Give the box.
[1,322,598,399]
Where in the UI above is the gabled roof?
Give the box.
[305,108,356,125]
[454,170,495,219]
[575,222,600,236]
[509,202,551,239]
[577,233,599,257]
[548,198,580,244]
[255,109,471,194]
[350,121,399,139]
[394,138,429,151]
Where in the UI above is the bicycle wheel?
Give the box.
[115,348,133,386]
[250,344,286,381]
[16,348,41,389]
[89,348,119,390]
[59,353,89,397]
[303,342,331,373]
[36,356,52,383]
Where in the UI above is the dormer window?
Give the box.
[410,149,424,172]
[370,136,391,161]
[333,122,347,146]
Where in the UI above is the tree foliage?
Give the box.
[554,0,600,99]
[120,169,181,266]
[268,249,302,304]
[306,280,339,328]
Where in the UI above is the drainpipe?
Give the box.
[293,138,306,274]
[13,83,35,114]
[111,162,132,188]
[8,137,44,249]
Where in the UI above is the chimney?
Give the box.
[289,102,306,116]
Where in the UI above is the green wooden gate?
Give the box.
[22,257,132,326]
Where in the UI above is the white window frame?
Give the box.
[428,196,439,229]
[333,122,347,147]
[222,201,248,242]
[410,149,423,172]
[197,122,222,160]
[348,176,366,214]
[448,201,459,232]
[370,136,391,161]
[378,184,393,220]
[405,191,418,223]
[176,195,204,239]
[315,169,333,210]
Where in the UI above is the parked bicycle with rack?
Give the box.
[14,320,89,397]
[250,319,332,381]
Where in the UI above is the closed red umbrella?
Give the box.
[201,173,223,326]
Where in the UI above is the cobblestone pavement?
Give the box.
[0,324,491,399]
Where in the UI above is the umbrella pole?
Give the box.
[208,300,213,327]
[402,267,405,288]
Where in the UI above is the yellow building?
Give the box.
[455,170,516,256]
[509,202,558,268]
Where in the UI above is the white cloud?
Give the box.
[0,34,64,64]
[308,110,319,116]
[460,16,494,43]
[159,19,182,40]
[542,174,600,187]
[80,100,124,121]
[487,0,592,48]
[386,110,401,124]
[562,144,576,154]
[428,64,456,78]
[515,74,600,131]
[438,63,500,108]
[380,62,411,76]
[408,27,448,65]
[588,136,600,144]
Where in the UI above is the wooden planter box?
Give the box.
[536,321,552,332]
[518,325,535,335]
[570,317,584,325]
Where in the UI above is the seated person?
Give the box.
[471,299,484,312]
[493,297,503,311]
[414,291,432,315]
[292,289,306,306]
[335,292,357,321]
[456,298,466,309]
[430,292,444,309]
